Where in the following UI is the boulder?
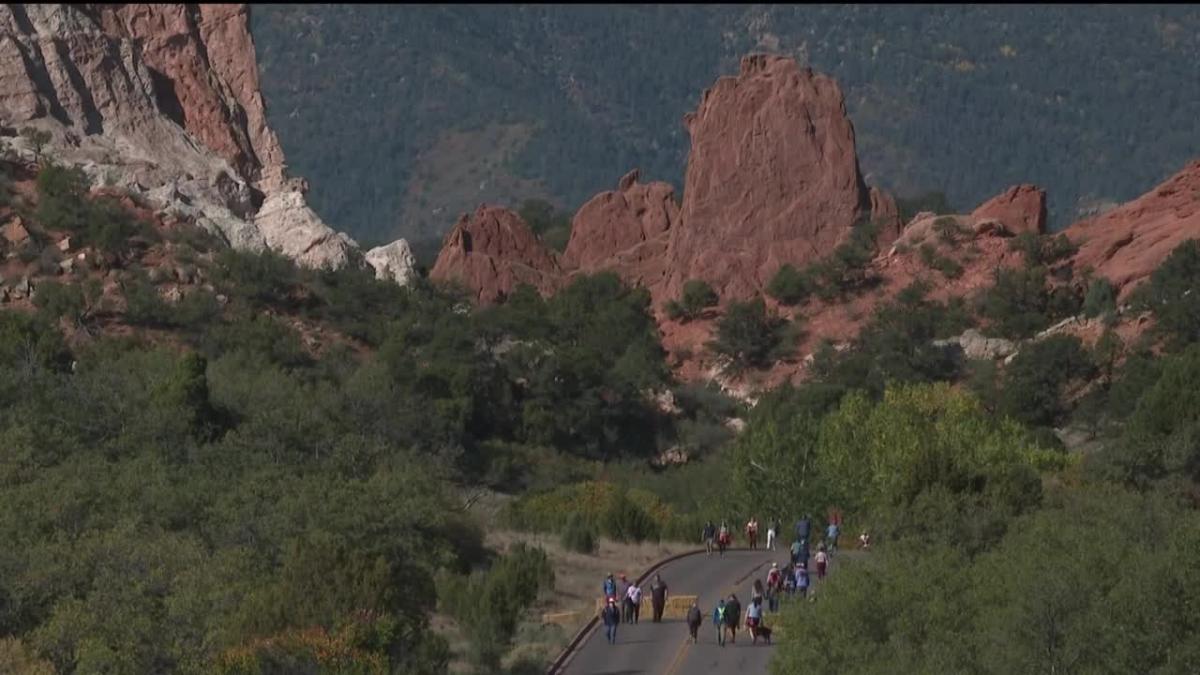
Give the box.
[253,189,361,270]
[563,168,679,275]
[933,328,1018,361]
[664,54,885,301]
[1065,160,1200,299]
[971,184,1047,235]
[429,205,562,305]
[365,239,418,286]
[3,217,30,245]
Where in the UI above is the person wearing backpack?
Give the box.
[686,601,703,644]
[601,597,621,645]
[713,599,728,647]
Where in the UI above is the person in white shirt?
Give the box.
[624,583,643,624]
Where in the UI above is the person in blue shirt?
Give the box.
[603,573,617,600]
[796,515,811,543]
[826,521,840,553]
[713,599,728,647]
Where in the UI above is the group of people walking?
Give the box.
[600,572,670,644]
[599,512,867,648]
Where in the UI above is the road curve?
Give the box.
[557,546,847,675]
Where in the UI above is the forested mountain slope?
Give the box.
[252,5,1200,249]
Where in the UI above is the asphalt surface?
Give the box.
[560,545,848,675]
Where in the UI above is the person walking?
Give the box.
[815,545,829,580]
[686,602,703,644]
[746,598,765,644]
[602,598,621,644]
[713,599,728,647]
[795,564,809,600]
[603,573,617,601]
[826,520,840,553]
[724,594,742,645]
[625,583,643,624]
[790,538,803,566]
[859,531,872,549]
[718,522,730,556]
[650,574,669,623]
[796,514,811,545]
[766,562,783,613]
[745,517,759,549]
[767,518,778,551]
[702,521,717,556]
[751,579,765,607]
[617,574,631,623]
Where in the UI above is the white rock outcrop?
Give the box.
[0,4,412,282]
[364,239,418,286]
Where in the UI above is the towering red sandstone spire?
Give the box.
[663,54,886,301]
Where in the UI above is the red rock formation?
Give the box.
[664,54,888,302]
[430,205,563,305]
[1066,160,1200,299]
[562,168,679,287]
[971,184,1047,235]
[870,186,903,250]
[95,4,286,190]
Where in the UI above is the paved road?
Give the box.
[560,546,848,675]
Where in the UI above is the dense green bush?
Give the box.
[559,513,597,554]
[998,334,1096,427]
[918,242,964,278]
[34,164,151,255]
[708,297,794,371]
[1009,232,1079,267]
[438,543,554,672]
[211,248,303,311]
[979,265,1079,340]
[771,488,1200,675]
[1082,276,1118,319]
[1134,239,1200,349]
[664,278,718,322]
[813,281,971,396]
[766,264,815,306]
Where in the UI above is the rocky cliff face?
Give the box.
[1066,160,1200,299]
[0,3,410,280]
[429,205,563,305]
[664,54,894,301]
